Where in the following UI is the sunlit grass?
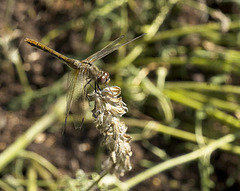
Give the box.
[1,0,240,190]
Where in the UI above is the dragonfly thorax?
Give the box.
[85,63,110,84]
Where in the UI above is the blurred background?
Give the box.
[1,0,240,190]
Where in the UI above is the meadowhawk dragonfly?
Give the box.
[25,34,145,128]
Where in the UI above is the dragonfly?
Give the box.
[25,34,145,128]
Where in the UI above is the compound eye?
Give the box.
[101,72,110,84]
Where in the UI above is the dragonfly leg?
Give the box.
[95,82,102,91]
[83,79,92,98]
[84,79,92,90]
[84,79,94,106]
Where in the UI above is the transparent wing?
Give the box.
[82,35,125,63]
[64,69,86,131]
[83,34,145,64]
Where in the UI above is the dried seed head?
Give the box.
[88,86,132,176]
[102,86,121,97]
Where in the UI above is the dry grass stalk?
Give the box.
[88,86,132,176]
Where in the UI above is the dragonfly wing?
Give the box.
[83,35,125,63]
[64,69,85,131]
[82,34,145,64]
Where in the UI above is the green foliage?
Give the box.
[1,0,240,190]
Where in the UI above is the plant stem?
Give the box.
[0,96,66,172]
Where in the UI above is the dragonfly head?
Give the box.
[98,72,110,84]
